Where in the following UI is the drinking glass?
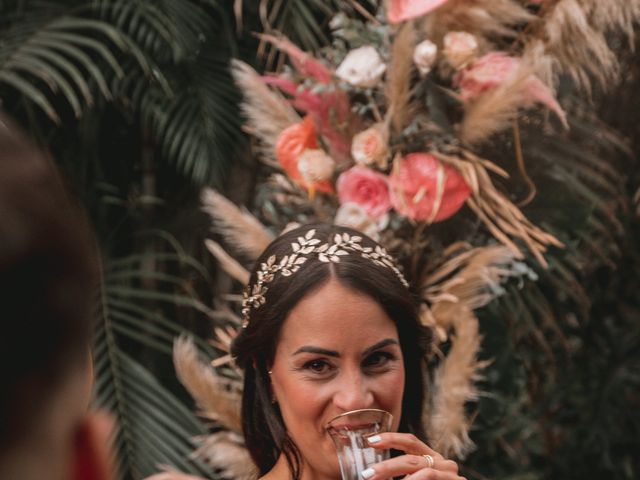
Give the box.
[326,408,393,480]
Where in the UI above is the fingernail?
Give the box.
[361,468,376,479]
[367,435,381,444]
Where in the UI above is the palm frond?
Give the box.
[93,339,218,479]
[93,242,221,479]
[0,12,155,122]
[88,0,209,62]
[132,45,243,185]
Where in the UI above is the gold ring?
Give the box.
[423,454,435,469]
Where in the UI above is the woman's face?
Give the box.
[269,279,405,479]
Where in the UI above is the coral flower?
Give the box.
[387,0,450,24]
[389,153,470,223]
[275,117,333,193]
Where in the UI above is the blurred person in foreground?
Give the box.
[0,115,113,480]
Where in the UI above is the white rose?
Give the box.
[351,123,389,169]
[413,39,438,75]
[443,31,479,70]
[297,149,336,183]
[336,46,387,88]
[334,202,389,241]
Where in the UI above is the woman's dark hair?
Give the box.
[231,223,432,479]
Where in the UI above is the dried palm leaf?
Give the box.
[459,68,532,145]
[433,151,563,267]
[201,188,274,260]
[230,59,300,162]
[173,336,242,433]
[210,324,241,368]
[424,0,534,44]
[421,245,519,457]
[422,245,519,310]
[193,431,256,480]
[204,239,250,285]
[426,307,487,458]
[526,0,640,95]
[385,23,418,135]
[588,0,640,42]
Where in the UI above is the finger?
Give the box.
[366,432,439,457]
[365,433,459,474]
[405,468,467,480]
[361,454,456,480]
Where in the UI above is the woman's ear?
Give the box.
[71,412,115,480]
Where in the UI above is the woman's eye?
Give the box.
[303,359,333,374]
[363,351,394,369]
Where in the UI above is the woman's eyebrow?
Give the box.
[292,339,399,357]
[293,346,340,357]
[363,338,399,356]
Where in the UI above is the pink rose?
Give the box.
[389,153,470,223]
[388,0,450,24]
[455,52,567,125]
[337,166,392,219]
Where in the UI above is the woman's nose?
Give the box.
[332,370,375,412]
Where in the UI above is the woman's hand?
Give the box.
[361,432,466,480]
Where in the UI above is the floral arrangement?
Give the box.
[160,2,640,479]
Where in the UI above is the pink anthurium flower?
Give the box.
[387,0,450,24]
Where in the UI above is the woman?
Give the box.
[231,223,465,480]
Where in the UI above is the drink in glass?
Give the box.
[326,409,393,480]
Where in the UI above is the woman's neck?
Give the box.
[259,454,337,480]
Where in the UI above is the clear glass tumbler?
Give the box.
[326,408,393,480]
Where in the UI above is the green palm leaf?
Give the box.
[93,241,219,479]
[0,7,156,121]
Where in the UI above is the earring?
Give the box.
[267,370,277,403]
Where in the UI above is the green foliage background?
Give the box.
[0,1,638,479]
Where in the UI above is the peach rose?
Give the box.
[297,149,336,183]
[443,31,478,70]
[351,124,389,169]
[389,153,470,222]
[336,166,392,219]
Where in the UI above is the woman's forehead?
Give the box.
[275,279,399,352]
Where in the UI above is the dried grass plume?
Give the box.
[201,188,274,260]
[422,245,520,457]
[204,239,250,285]
[193,431,257,480]
[385,23,417,135]
[173,335,242,433]
[424,0,534,44]
[231,59,300,162]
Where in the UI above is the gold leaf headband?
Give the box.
[241,228,409,327]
